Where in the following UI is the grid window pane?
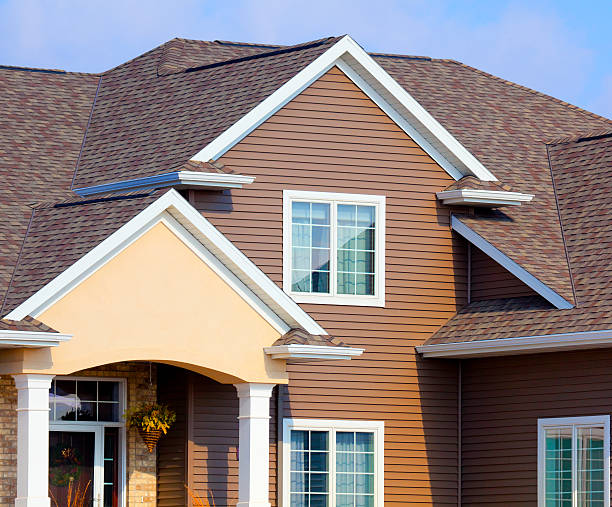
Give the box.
[543,423,608,507]
[337,205,375,296]
[290,430,330,507]
[291,202,330,294]
[50,380,120,422]
[577,427,605,507]
[335,432,376,506]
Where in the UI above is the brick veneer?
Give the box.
[0,362,158,507]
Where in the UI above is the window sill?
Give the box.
[288,292,385,307]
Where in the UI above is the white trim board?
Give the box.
[73,171,255,197]
[416,328,612,358]
[436,189,534,207]
[190,35,497,182]
[5,189,326,336]
[0,330,71,348]
[264,344,364,361]
[451,215,573,309]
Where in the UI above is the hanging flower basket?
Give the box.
[123,403,176,453]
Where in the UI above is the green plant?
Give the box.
[123,403,176,434]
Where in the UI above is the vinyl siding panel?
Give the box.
[188,66,465,505]
[470,244,537,301]
[461,350,612,505]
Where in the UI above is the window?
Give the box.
[538,416,610,507]
[50,378,121,422]
[283,191,385,306]
[283,419,384,507]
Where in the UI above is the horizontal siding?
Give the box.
[157,365,188,506]
[189,66,466,505]
[462,350,612,505]
[470,244,536,301]
[189,376,278,507]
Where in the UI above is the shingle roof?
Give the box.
[71,36,342,189]
[442,175,513,192]
[376,56,611,305]
[273,328,348,348]
[0,315,57,333]
[428,132,612,344]
[1,35,611,326]
[1,191,163,314]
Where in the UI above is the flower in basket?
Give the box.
[123,403,176,452]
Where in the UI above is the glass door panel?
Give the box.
[49,431,95,506]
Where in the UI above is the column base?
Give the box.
[237,503,271,507]
[15,497,50,507]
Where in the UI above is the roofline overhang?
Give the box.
[264,344,364,361]
[73,171,256,197]
[0,330,72,349]
[451,215,573,309]
[437,189,534,207]
[5,189,326,337]
[417,328,612,358]
[190,35,497,182]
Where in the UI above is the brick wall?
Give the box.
[0,361,158,507]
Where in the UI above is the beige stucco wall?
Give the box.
[1,221,287,383]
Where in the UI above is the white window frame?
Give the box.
[283,190,386,307]
[49,376,127,507]
[538,415,610,507]
[282,418,385,507]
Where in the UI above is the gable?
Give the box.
[218,66,455,185]
[31,220,286,382]
[470,242,537,301]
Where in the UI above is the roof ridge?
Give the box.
[184,36,340,74]
[0,64,96,77]
[445,59,612,124]
[214,39,285,49]
[102,39,178,75]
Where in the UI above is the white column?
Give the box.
[12,374,54,507]
[234,383,275,507]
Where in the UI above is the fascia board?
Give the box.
[451,215,573,310]
[417,329,612,358]
[264,344,364,360]
[0,330,71,348]
[190,35,497,182]
[73,171,255,197]
[436,189,534,206]
[5,190,326,336]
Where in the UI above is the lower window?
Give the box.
[538,415,610,507]
[283,419,384,507]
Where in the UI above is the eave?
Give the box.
[0,330,71,349]
[264,344,364,361]
[417,329,612,358]
[436,189,534,207]
[73,171,256,197]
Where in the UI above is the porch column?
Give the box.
[12,374,54,507]
[234,383,276,507]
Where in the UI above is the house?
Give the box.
[0,33,610,506]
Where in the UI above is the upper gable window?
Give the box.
[283,190,385,307]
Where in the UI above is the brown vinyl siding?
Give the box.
[188,66,466,505]
[461,349,612,505]
[157,365,188,506]
[470,244,537,301]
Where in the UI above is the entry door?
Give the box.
[49,426,105,506]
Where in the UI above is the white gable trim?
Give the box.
[5,190,326,336]
[190,35,497,182]
[452,215,573,310]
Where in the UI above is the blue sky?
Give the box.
[0,0,610,118]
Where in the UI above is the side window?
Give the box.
[538,416,610,507]
[283,191,385,307]
[284,420,384,507]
